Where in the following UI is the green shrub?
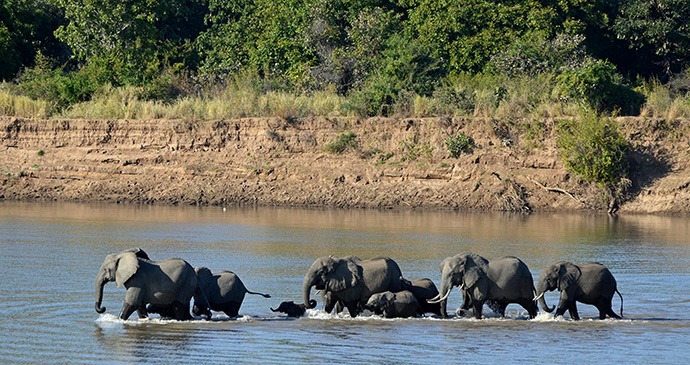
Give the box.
[325,132,357,154]
[17,54,100,111]
[556,111,630,193]
[556,60,644,115]
[445,132,475,158]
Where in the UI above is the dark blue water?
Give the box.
[0,202,688,363]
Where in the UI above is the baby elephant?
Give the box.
[534,261,623,320]
[193,267,271,319]
[364,290,420,318]
[271,300,316,317]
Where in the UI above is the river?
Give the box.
[0,202,688,363]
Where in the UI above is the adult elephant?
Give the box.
[302,256,403,317]
[94,248,197,320]
[192,267,271,319]
[428,253,537,319]
[534,261,623,320]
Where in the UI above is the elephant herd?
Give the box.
[95,249,623,321]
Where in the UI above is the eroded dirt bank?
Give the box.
[1,116,689,213]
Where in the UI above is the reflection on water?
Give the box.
[0,201,689,362]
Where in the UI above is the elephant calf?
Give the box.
[193,267,271,319]
[535,261,623,320]
[270,300,316,317]
[364,290,420,318]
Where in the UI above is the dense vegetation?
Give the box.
[2,0,688,209]
[1,0,689,120]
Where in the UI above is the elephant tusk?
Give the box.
[314,290,321,295]
[428,289,452,304]
[533,292,544,301]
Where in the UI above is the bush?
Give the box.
[556,111,630,194]
[17,54,100,111]
[556,60,644,115]
[445,132,474,157]
[325,132,357,153]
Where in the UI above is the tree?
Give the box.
[613,0,690,77]
[53,0,208,84]
[0,0,64,81]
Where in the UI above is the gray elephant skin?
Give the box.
[535,261,623,320]
[302,256,403,317]
[193,267,271,318]
[364,290,420,318]
[429,253,537,319]
[401,278,443,316]
[95,248,197,320]
[270,300,316,317]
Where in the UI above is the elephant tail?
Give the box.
[246,290,271,298]
[616,289,624,317]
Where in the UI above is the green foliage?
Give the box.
[325,131,357,153]
[556,112,630,191]
[556,60,644,115]
[17,54,100,111]
[399,137,434,162]
[613,0,690,75]
[0,0,64,81]
[53,0,207,84]
[445,132,475,158]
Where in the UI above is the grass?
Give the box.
[2,72,690,122]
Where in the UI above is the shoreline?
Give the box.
[2,116,689,214]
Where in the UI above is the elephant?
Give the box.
[534,261,623,320]
[192,267,271,319]
[428,253,538,319]
[94,248,197,320]
[364,290,420,318]
[401,277,443,316]
[270,300,316,317]
[302,256,404,317]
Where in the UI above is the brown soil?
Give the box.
[1,116,689,214]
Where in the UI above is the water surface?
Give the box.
[0,202,688,363]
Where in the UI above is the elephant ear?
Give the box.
[558,263,581,291]
[115,252,140,288]
[463,266,485,289]
[326,258,361,292]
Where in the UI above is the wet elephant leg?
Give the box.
[472,300,483,319]
[120,287,144,320]
[172,301,191,320]
[136,304,148,319]
[518,298,538,318]
[568,302,580,320]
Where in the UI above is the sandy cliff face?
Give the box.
[1,116,688,213]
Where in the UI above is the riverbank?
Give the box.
[1,116,688,213]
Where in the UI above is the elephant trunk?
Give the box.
[302,271,317,309]
[536,282,554,313]
[95,271,108,314]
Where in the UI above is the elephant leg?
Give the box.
[136,304,148,319]
[120,287,144,320]
[472,300,483,319]
[568,302,580,320]
[172,301,191,321]
[345,302,359,317]
[517,298,538,319]
[222,302,242,318]
[119,303,138,320]
[599,299,621,319]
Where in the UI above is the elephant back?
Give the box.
[487,256,534,299]
[359,257,404,300]
[214,271,246,302]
